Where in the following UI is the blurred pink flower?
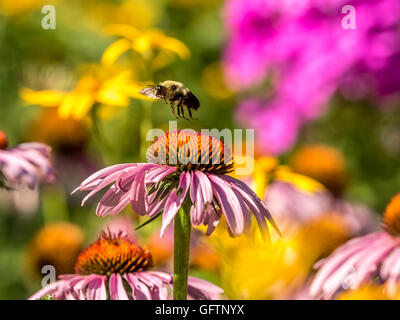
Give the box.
[0,130,55,188]
[310,193,400,299]
[29,231,222,300]
[224,0,400,154]
[309,231,400,299]
[236,100,301,155]
[264,181,378,236]
[73,131,280,238]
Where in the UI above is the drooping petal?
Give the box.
[109,273,129,300]
[208,175,244,236]
[130,164,156,215]
[161,171,191,236]
[203,203,221,236]
[187,277,223,300]
[81,170,127,206]
[124,273,152,300]
[222,175,280,238]
[96,187,131,217]
[72,164,137,193]
[85,276,107,300]
[145,166,177,184]
[190,171,213,226]
[28,280,68,300]
[310,232,391,299]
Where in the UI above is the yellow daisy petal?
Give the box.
[161,36,190,59]
[96,87,130,107]
[58,92,78,119]
[132,36,152,56]
[103,24,141,40]
[20,88,66,107]
[71,93,95,120]
[101,38,133,67]
[274,166,325,194]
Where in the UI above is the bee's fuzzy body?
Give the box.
[140,80,200,119]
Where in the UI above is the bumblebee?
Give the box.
[139,80,200,120]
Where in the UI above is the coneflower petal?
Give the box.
[72,163,136,194]
[161,171,191,236]
[208,175,244,236]
[109,273,129,300]
[96,187,131,217]
[130,164,156,215]
[86,276,107,300]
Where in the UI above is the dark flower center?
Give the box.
[74,232,153,276]
[146,130,234,175]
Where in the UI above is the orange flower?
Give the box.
[25,222,84,277]
[290,144,347,195]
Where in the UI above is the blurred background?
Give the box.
[0,0,399,299]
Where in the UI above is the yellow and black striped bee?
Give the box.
[139,80,200,120]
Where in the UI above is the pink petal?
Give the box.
[72,163,137,193]
[189,171,213,226]
[208,175,244,236]
[130,164,156,215]
[96,184,131,217]
[160,171,191,236]
[85,276,107,300]
[109,273,129,300]
[145,166,177,184]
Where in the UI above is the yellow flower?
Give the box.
[232,154,324,199]
[21,65,149,120]
[293,213,351,264]
[337,285,392,300]
[209,222,307,299]
[209,213,351,299]
[102,24,190,69]
[274,166,325,195]
[0,0,54,16]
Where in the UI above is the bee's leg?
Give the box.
[170,104,178,119]
[188,108,196,120]
[176,103,182,118]
[177,99,188,120]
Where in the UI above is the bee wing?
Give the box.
[139,87,159,99]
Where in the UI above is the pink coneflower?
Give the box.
[73,130,279,238]
[29,231,222,300]
[0,130,54,189]
[264,181,378,236]
[310,193,400,299]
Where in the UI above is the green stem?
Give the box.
[173,201,192,300]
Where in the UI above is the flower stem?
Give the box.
[173,201,192,300]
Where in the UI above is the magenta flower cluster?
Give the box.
[223,0,400,154]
